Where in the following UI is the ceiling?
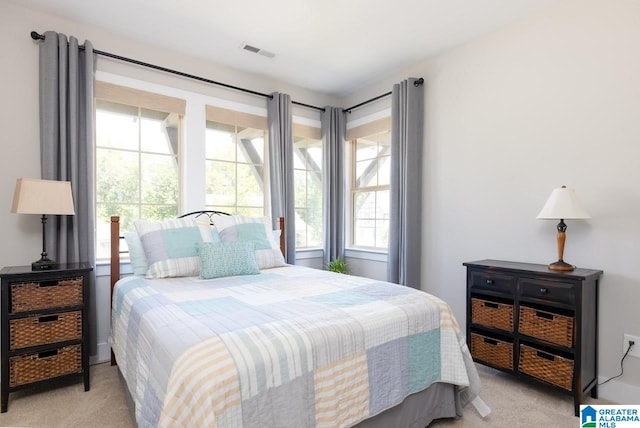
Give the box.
[15,0,560,96]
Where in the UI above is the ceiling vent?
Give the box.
[240,42,275,58]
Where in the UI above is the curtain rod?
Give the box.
[344,78,424,113]
[31,31,325,112]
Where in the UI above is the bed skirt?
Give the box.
[118,368,459,428]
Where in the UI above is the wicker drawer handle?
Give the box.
[38,315,59,323]
[483,302,499,309]
[539,287,548,294]
[535,311,554,320]
[483,338,499,346]
[38,349,58,359]
[38,280,59,288]
[486,279,494,285]
[536,351,556,361]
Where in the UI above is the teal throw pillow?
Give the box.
[198,241,260,279]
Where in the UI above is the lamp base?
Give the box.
[548,259,575,272]
[32,258,58,271]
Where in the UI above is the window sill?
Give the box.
[95,259,133,277]
[295,248,323,260]
[344,248,388,263]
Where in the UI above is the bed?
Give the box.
[109,212,483,428]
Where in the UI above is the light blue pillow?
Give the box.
[198,241,260,279]
[124,232,148,276]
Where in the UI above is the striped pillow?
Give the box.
[135,218,215,278]
[212,215,286,269]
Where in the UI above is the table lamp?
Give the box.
[536,185,590,271]
[11,178,75,270]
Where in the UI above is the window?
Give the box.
[205,121,265,216]
[205,108,267,216]
[350,130,391,250]
[95,83,185,259]
[293,135,322,248]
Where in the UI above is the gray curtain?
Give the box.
[321,107,346,268]
[267,92,296,263]
[39,31,96,348]
[388,78,424,288]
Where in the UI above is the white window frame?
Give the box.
[94,81,186,260]
[292,123,323,250]
[346,116,392,253]
[205,105,269,216]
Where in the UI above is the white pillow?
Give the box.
[134,218,214,278]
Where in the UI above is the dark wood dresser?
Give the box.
[463,259,602,416]
[0,262,92,412]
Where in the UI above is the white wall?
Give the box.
[341,0,640,402]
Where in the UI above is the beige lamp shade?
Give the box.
[11,178,75,215]
[536,186,590,220]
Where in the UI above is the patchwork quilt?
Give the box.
[110,266,479,428]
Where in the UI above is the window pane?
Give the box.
[294,136,322,249]
[141,204,179,221]
[96,148,139,204]
[354,219,375,248]
[206,127,235,161]
[141,153,179,204]
[237,130,264,163]
[140,109,172,154]
[294,169,307,210]
[95,101,138,151]
[206,160,236,206]
[237,137,264,165]
[356,139,378,162]
[377,156,390,186]
[235,206,263,217]
[377,189,390,219]
[351,129,390,250]
[95,99,180,260]
[356,159,377,188]
[305,169,323,248]
[376,219,389,248]
[205,121,266,215]
[307,145,322,166]
[236,163,263,206]
[354,191,375,220]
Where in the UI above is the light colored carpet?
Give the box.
[0,362,612,427]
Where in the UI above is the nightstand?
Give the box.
[463,260,602,416]
[0,262,92,412]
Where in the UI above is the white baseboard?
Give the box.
[598,376,640,404]
[90,342,112,365]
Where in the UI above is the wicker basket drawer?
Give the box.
[9,344,82,387]
[9,311,82,350]
[518,344,573,391]
[519,306,574,347]
[470,333,513,370]
[471,298,514,332]
[10,277,83,313]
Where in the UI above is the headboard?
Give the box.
[109,211,286,300]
